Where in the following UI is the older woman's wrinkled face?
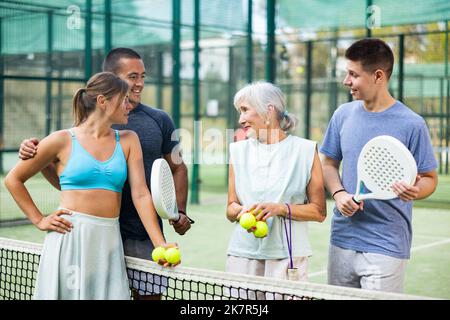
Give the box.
[237,101,267,139]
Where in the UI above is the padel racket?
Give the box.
[353,135,417,204]
[151,158,179,221]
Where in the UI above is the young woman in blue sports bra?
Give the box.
[4,72,177,300]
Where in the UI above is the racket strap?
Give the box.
[283,203,294,270]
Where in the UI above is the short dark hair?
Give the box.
[345,38,394,79]
[102,47,142,74]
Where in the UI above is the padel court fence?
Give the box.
[0,1,449,225]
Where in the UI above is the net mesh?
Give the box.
[0,237,433,300]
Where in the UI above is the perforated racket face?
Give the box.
[151,159,179,220]
[357,136,417,200]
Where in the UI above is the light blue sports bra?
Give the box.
[59,129,127,193]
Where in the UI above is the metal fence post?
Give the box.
[247,0,253,83]
[266,0,276,83]
[45,11,53,136]
[191,0,201,204]
[85,0,92,80]
[172,0,181,129]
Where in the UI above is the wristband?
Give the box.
[332,189,346,199]
[178,210,195,224]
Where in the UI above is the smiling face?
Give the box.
[237,100,267,139]
[342,60,380,102]
[115,58,146,109]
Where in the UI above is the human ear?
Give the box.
[374,69,384,83]
[96,95,107,110]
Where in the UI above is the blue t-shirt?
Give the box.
[113,103,179,240]
[320,100,437,259]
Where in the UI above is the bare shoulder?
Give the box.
[118,130,142,156]
[118,129,139,143]
[40,130,71,149]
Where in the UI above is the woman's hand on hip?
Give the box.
[36,208,73,233]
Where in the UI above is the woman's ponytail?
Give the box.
[280,111,298,133]
[72,88,89,126]
[71,72,128,126]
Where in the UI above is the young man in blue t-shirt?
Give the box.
[320,38,438,293]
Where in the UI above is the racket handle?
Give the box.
[352,197,360,205]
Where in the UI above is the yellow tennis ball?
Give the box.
[152,247,166,262]
[253,221,268,238]
[164,247,181,264]
[239,212,256,230]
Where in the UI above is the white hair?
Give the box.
[233,81,297,133]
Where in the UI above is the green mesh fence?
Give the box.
[0,0,449,224]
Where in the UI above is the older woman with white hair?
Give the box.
[226,81,326,285]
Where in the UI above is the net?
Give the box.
[0,237,433,300]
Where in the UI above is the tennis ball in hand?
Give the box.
[253,221,268,238]
[239,212,256,230]
[152,247,166,262]
[164,247,181,264]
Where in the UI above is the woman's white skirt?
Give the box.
[33,210,130,300]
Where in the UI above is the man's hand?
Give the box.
[169,213,191,235]
[392,175,421,201]
[334,192,363,217]
[18,137,61,190]
[19,138,39,160]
